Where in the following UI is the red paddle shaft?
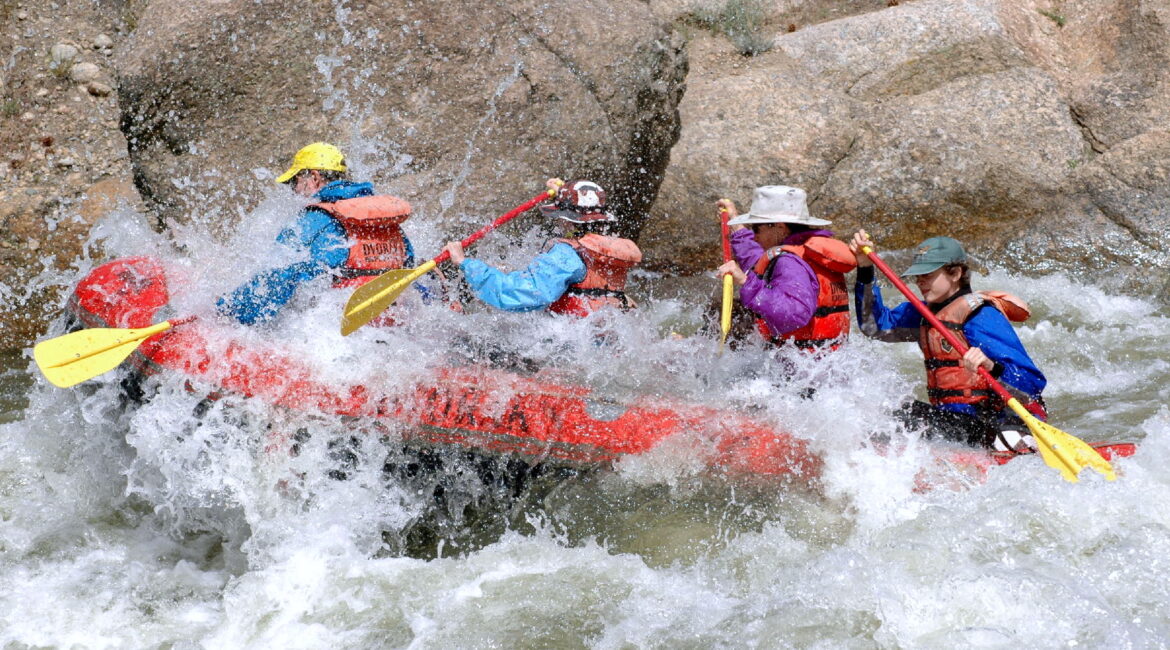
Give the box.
[433,191,553,265]
[720,210,732,264]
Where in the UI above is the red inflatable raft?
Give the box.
[64,256,1136,486]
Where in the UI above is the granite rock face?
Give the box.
[0,1,138,349]
[644,0,1170,289]
[116,0,687,240]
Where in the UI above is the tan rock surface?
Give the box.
[645,0,1170,291]
[0,1,143,349]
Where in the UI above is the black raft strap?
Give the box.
[813,304,849,318]
[336,267,387,279]
[791,338,841,350]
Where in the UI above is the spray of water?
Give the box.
[2,2,1169,643]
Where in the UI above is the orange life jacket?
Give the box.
[753,235,857,349]
[547,234,642,317]
[309,195,412,288]
[920,291,1035,409]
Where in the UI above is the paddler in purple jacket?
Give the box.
[717,186,853,348]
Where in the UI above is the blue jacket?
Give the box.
[460,242,586,312]
[854,271,1046,418]
[217,181,416,325]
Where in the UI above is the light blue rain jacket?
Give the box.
[217,181,417,325]
[460,242,586,312]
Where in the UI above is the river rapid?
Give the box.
[1,191,1169,649]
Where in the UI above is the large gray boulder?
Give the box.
[1001,0,1170,150]
[775,0,1031,99]
[816,66,1088,248]
[117,0,686,238]
[644,0,1170,289]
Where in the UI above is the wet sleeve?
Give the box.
[854,274,920,342]
[738,253,818,336]
[216,211,344,325]
[964,307,1047,398]
[215,262,324,325]
[305,212,349,269]
[460,243,587,312]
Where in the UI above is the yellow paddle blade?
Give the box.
[340,260,437,336]
[1006,399,1116,482]
[719,274,734,353]
[34,321,174,388]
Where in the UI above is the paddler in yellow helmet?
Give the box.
[217,142,426,325]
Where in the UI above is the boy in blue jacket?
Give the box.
[850,231,1046,451]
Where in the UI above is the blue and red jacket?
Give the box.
[854,267,1046,419]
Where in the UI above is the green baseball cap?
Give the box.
[901,236,967,277]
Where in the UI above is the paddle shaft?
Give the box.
[718,208,734,350]
[862,248,1019,406]
[434,189,556,266]
[720,210,733,264]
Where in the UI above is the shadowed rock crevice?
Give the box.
[504,6,621,150]
[1068,105,1106,155]
[809,134,859,207]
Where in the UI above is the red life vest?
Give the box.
[309,195,412,288]
[920,290,1042,414]
[547,234,642,317]
[752,235,857,350]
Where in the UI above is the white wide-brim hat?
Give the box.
[726,185,831,227]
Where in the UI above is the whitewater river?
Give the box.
[2,200,1170,649]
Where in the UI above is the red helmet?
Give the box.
[540,180,617,224]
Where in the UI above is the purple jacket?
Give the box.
[731,228,822,337]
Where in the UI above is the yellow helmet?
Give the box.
[274,142,347,184]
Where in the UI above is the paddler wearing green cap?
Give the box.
[849,230,1048,452]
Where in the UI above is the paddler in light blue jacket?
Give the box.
[442,178,642,317]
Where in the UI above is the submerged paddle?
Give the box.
[861,245,1115,482]
[718,205,734,353]
[34,316,194,388]
[340,187,559,336]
